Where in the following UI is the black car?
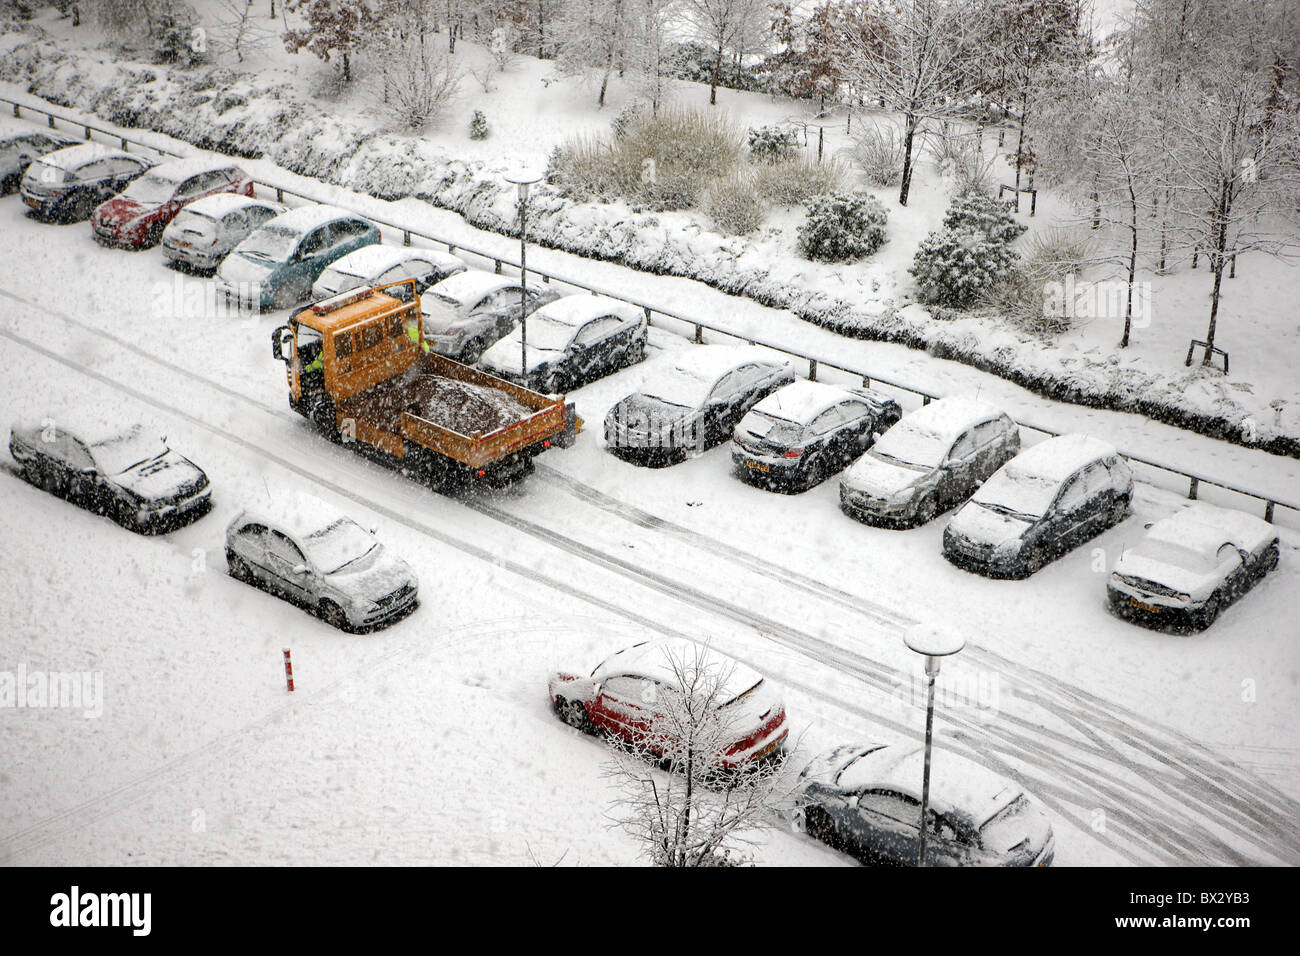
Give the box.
[604,346,796,466]
[9,418,212,533]
[0,126,79,193]
[794,744,1055,867]
[476,294,648,392]
[19,143,154,223]
[731,380,900,491]
[943,433,1134,577]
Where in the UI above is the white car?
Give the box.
[161,193,287,272]
[225,494,418,631]
[310,245,466,300]
[418,270,562,364]
[1108,501,1280,630]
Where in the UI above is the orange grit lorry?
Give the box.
[271,279,577,486]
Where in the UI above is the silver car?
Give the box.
[161,193,287,273]
[311,245,466,300]
[840,398,1020,526]
[225,496,419,631]
[419,270,562,364]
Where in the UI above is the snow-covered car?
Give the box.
[91,158,253,249]
[477,294,648,392]
[19,143,153,222]
[1108,501,1280,630]
[160,193,288,273]
[943,433,1133,577]
[0,125,78,193]
[8,416,211,533]
[604,346,797,466]
[840,398,1020,526]
[793,743,1055,867]
[418,271,562,364]
[310,245,466,301]
[224,496,419,632]
[215,204,381,311]
[731,380,901,492]
[547,638,788,770]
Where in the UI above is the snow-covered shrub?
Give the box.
[753,156,847,206]
[375,38,462,131]
[661,41,765,93]
[611,102,642,141]
[847,124,902,187]
[1025,227,1100,275]
[469,110,489,140]
[942,193,1027,244]
[151,2,204,66]
[545,134,618,201]
[705,170,767,235]
[945,138,996,196]
[797,193,889,262]
[912,227,1020,308]
[748,125,799,163]
[980,228,1102,335]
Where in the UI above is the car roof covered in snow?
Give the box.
[0,121,75,143]
[593,639,765,700]
[143,156,243,183]
[897,397,1009,444]
[327,244,460,277]
[38,142,143,170]
[750,379,862,424]
[530,293,641,327]
[182,192,285,219]
[1146,502,1276,554]
[265,203,369,236]
[1005,433,1116,482]
[12,412,163,448]
[833,744,1025,828]
[670,344,790,383]
[424,269,518,306]
[228,490,358,544]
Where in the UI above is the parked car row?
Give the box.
[548,637,1056,866]
[8,416,419,633]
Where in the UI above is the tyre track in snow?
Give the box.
[2,313,1296,864]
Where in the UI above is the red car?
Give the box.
[548,638,788,769]
[92,158,253,248]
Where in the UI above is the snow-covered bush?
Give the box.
[847,124,902,187]
[469,109,489,140]
[753,156,847,206]
[611,102,642,141]
[151,3,203,66]
[662,41,765,93]
[545,134,617,201]
[375,38,462,132]
[705,170,767,235]
[912,227,1021,308]
[797,193,889,262]
[942,193,1027,244]
[747,125,799,163]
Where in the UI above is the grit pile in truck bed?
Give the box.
[419,377,533,435]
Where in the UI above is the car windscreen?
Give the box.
[170,209,218,237]
[89,431,168,475]
[315,266,361,294]
[740,411,803,446]
[302,518,377,574]
[1130,538,1218,574]
[642,367,712,409]
[121,172,178,204]
[972,466,1058,520]
[518,316,574,351]
[239,225,300,261]
[25,159,67,184]
[870,420,947,469]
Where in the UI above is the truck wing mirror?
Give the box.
[272,326,291,361]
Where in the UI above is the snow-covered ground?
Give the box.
[1,178,1297,865]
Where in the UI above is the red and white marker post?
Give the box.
[283,649,295,693]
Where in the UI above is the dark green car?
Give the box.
[215,204,381,311]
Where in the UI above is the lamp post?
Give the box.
[504,168,542,385]
[902,623,965,867]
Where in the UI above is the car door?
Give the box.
[850,790,923,864]
[1047,472,1089,551]
[1076,461,1115,535]
[232,523,276,587]
[107,156,145,197]
[940,429,981,502]
[61,436,106,510]
[589,675,660,747]
[293,224,332,283]
[263,530,314,604]
[477,288,526,339]
[805,406,843,471]
[1215,542,1247,599]
[73,158,111,202]
[571,315,622,380]
[704,369,746,441]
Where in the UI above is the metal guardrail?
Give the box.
[6,94,1298,527]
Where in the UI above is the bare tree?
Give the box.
[212,0,275,63]
[604,642,790,868]
[555,0,634,108]
[625,0,680,115]
[834,0,986,206]
[680,0,769,106]
[373,5,464,129]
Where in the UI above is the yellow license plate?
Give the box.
[23,196,39,207]
[1129,598,1160,613]
[745,460,770,473]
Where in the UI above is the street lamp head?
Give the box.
[903,623,966,660]
[504,167,543,202]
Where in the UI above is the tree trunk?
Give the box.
[1203,180,1232,361]
[710,44,723,106]
[899,112,918,207]
[343,50,351,83]
[1121,187,1138,348]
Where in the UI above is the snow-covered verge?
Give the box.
[1,31,1298,458]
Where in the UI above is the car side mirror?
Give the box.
[1143,521,1153,530]
[292,564,309,575]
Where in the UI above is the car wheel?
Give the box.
[555,697,593,734]
[272,280,302,312]
[319,600,351,632]
[542,370,566,395]
[143,222,165,248]
[1108,496,1129,525]
[915,493,938,526]
[804,806,834,846]
[1025,544,1048,574]
[460,337,487,365]
[37,465,65,498]
[228,553,252,582]
[1197,595,1221,630]
[627,338,647,366]
[1260,543,1280,574]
